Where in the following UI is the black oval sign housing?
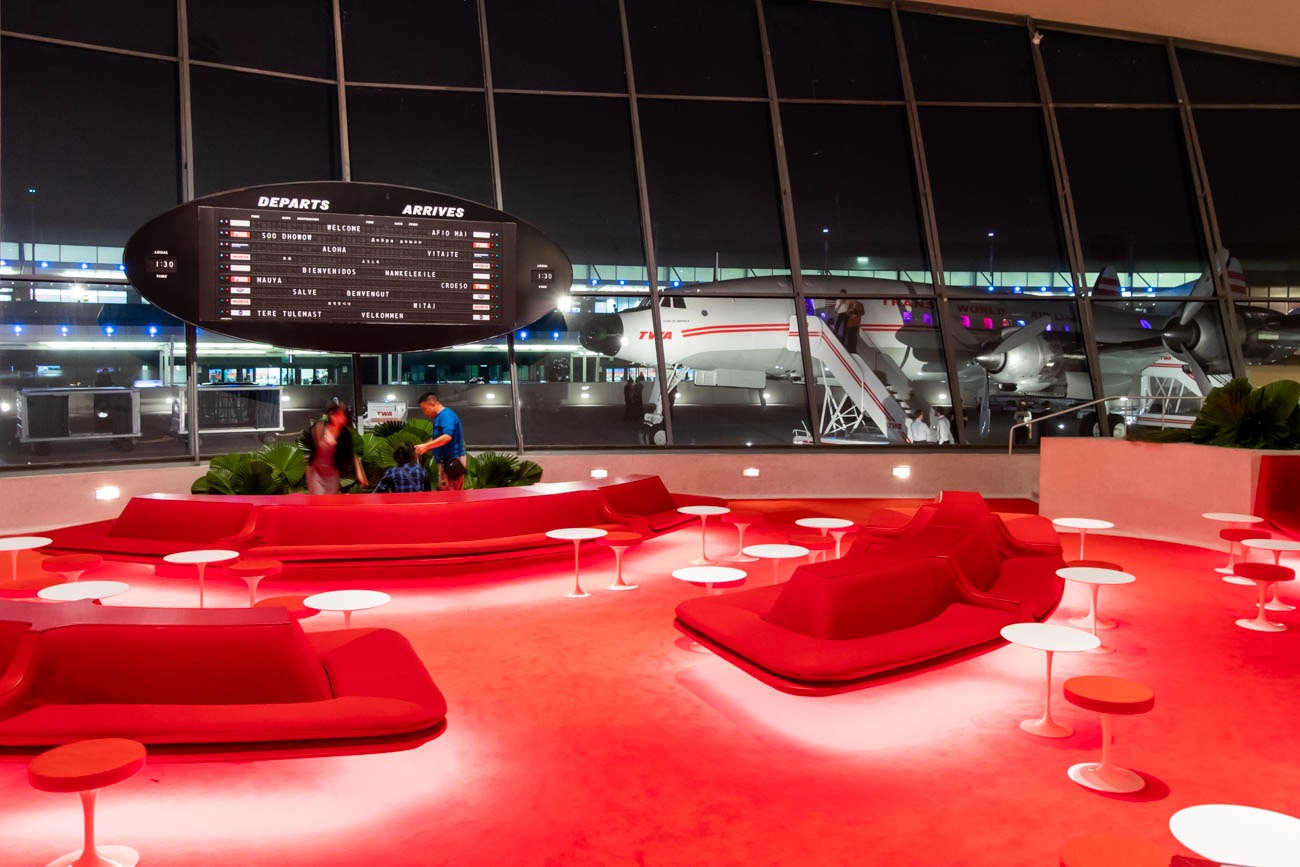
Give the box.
[123,181,571,353]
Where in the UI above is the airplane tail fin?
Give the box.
[1092,266,1122,297]
[1225,256,1249,298]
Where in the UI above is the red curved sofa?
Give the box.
[0,599,446,755]
[675,492,1065,694]
[1254,455,1300,541]
[41,475,724,580]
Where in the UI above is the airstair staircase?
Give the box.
[789,315,910,443]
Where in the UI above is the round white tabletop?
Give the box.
[1001,622,1100,738]
[795,517,855,531]
[1170,804,1300,867]
[672,566,746,587]
[1203,512,1265,523]
[743,544,810,560]
[0,535,53,552]
[1052,517,1114,531]
[677,505,731,517]
[1001,622,1101,653]
[547,528,608,598]
[1052,518,1113,559]
[545,527,609,542]
[1057,566,1137,586]
[304,589,392,628]
[38,580,129,602]
[163,549,241,566]
[1,535,53,582]
[1057,567,1136,653]
[163,549,239,608]
[678,506,730,565]
[1242,538,1300,555]
[304,589,392,613]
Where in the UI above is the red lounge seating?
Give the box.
[1254,455,1300,541]
[595,475,726,534]
[0,599,446,754]
[39,475,721,580]
[674,494,1065,694]
[43,495,261,559]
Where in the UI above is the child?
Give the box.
[371,443,431,493]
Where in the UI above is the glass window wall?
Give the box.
[3,3,1299,469]
[939,298,1092,445]
[0,297,188,467]
[781,104,929,279]
[486,0,626,93]
[524,294,649,446]
[495,94,644,269]
[188,0,334,79]
[1091,298,1232,431]
[647,294,811,447]
[1,39,180,251]
[389,346,516,451]
[920,107,1070,293]
[901,13,1037,102]
[1041,31,1175,103]
[191,67,340,197]
[639,100,788,277]
[1,0,177,55]
[764,0,902,100]
[339,0,483,87]
[1195,108,1300,380]
[625,0,766,98]
[1178,49,1300,106]
[1057,108,1205,274]
[346,87,495,205]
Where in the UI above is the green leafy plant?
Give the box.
[465,451,543,489]
[193,418,543,493]
[192,443,306,494]
[1129,378,1300,449]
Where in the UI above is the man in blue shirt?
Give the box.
[414,391,467,490]
[372,443,430,493]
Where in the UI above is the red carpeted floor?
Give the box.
[1,498,1297,866]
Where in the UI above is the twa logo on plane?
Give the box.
[638,331,672,339]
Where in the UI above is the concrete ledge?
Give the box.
[0,450,1041,535]
[1039,439,1272,551]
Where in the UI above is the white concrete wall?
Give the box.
[0,464,205,534]
[1039,438,1266,550]
[0,451,1041,534]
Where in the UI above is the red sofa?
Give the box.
[675,493,1065,694]
[1254,455,1300,541]
[0,599,446,755]
[41,475,725,579]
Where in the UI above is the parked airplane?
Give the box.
[576,253,1300,442]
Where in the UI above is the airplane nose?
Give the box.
[974,352,1005,373]
[579,313,625,357]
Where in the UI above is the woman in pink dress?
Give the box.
[305,399,368,494]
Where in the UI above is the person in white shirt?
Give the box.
[934,409,954,445]
[908,411,931,443]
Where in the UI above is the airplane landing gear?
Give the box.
[639,423,667,446]
[1080,412,1127,438]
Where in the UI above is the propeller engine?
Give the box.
[578,313,626,358]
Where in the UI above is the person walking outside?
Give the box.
[908,410,932,444]
[414,391,467,490]
[934,409,955,445]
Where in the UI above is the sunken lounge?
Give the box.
[1,443,1298,866]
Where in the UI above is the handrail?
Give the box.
[1007,393,1206,455]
